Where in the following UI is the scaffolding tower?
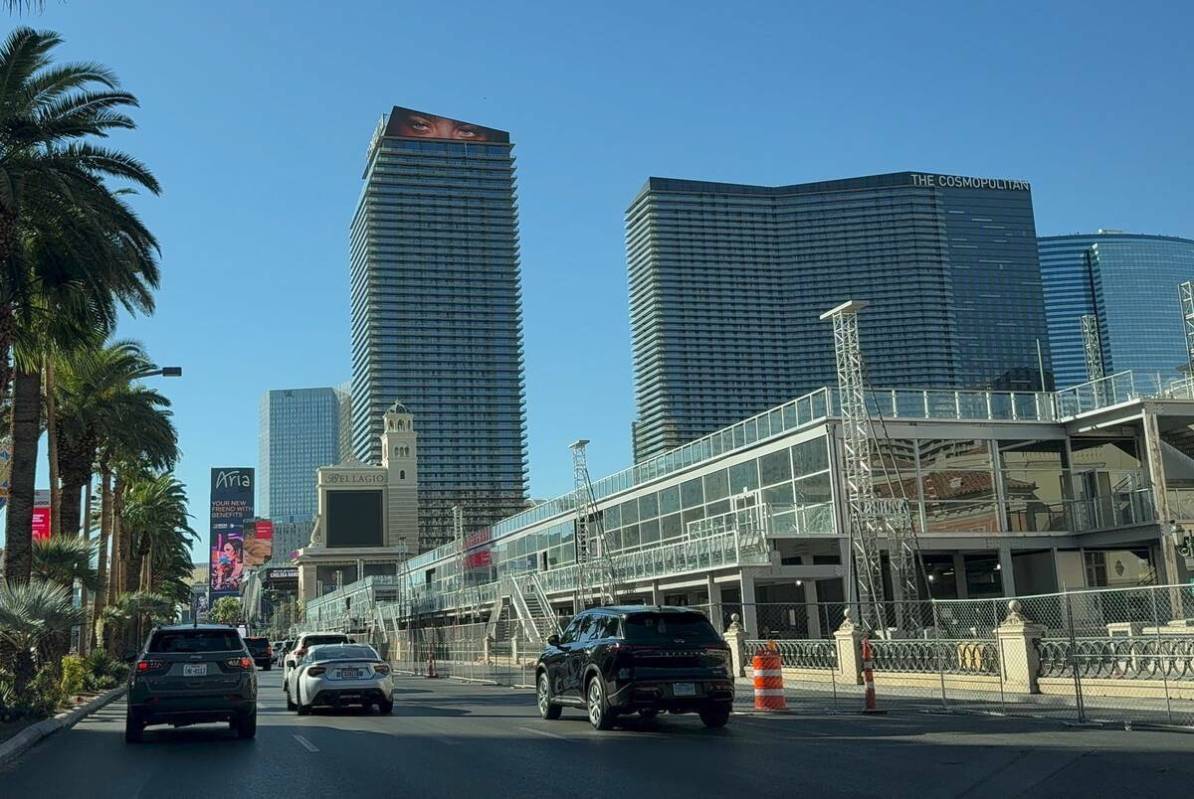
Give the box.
[820,300,921,633]
[570,439,619,608]
[1080,313,1105,382]
[1180,281,1194,379]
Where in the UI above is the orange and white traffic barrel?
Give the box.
[752,641,787,711]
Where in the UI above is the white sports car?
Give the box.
[286,643,394,715]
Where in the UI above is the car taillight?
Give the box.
[373,663,391,675]
[226,656,254,669]
[308,666,326,676]
[136,659,165,673]
[265,647,273,656]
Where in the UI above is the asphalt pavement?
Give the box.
[2,669,1192,798]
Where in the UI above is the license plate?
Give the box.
[183,664,207,677]
[338,669,361,679]
[673,682,696,697]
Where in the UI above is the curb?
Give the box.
[0,685,128,767]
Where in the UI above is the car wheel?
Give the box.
[699,707,731,728]
[377,699,394,714]
[263,663,271,672]
[586,676,613,731]
[296,686,311,716]
[537,672,562,720]
[285,686,297,711]
[124,708,144,743]
[235,711,257,739]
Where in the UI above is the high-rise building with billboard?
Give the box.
[350,106,528,550]
[1039,231,1194,388]
[258,388,340,523]
[627,171,1051,461]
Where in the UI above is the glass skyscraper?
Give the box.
[350,106,528,551]
[628,172,1051,462]
[1040,231,1194,388]
[259,387,341,523]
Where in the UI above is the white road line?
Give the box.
[293,734,319,752]
[517,725,573,741]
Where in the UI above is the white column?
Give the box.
[739,571,758,636]
[649,580,661,606]
[705,573,722,628]
[998,547,1017,596]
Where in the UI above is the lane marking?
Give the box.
[517,725,573,741]
[293,734,319,752]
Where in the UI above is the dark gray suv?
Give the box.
[125,624,258,742]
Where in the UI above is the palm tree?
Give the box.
[122,472,194,595]
[32,535,99,592]
[55,340,163,538]
[0,580,85,694]
[0,28,161,583]
[91,396,176,650]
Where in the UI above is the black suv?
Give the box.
[125,624,258,742]
[535,606,734,730]
[244,636,273,670]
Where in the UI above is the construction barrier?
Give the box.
[752,641,787,711]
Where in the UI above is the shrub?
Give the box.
[60,655,86,696]
[82,649,127,690]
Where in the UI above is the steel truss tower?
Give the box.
[820,300,920,633]
[1080,313,1105,382]
[570,439,619,608]
[1180,281,1194,380]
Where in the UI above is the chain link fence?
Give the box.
[707,585,1194,728]
[370,584,1194,729]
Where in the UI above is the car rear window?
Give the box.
[308,644,378,662]
[150,629,244,653]
[245,638,269,652]
[623,613,721,645]
[304,635,349,648]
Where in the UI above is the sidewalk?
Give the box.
[0,686,127,766]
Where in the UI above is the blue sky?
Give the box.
[7,1,1193,560]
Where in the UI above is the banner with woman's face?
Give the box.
[385,106,509,143]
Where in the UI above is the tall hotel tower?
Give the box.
[350,107,528,550]
[627,172,1051,462]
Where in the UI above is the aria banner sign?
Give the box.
[209,467,254,599]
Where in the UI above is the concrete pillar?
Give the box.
[511,635,519,666]
[953,553,969,599]
[803,578,822,639]
[723,613,749,678]
[739,572,759,637]
[997,547,1017,596]
[995,600,1044,694]
[833,609,865,685]
[706,573,723,629]
[649,580,662,606]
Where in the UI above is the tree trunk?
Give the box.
[91,465,113,651]
[57,427,96,539]
[59,476,84,540]
[45,357,60,536]
[79,477,93,656]
[3,368,41,584]
[118,478,138,594]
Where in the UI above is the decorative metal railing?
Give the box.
[1036,636,1194,680]
[747,639,838,670]
[870,639,999,676]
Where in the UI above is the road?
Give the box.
[2,670,1192,798]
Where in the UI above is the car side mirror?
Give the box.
[547,634,561,647]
